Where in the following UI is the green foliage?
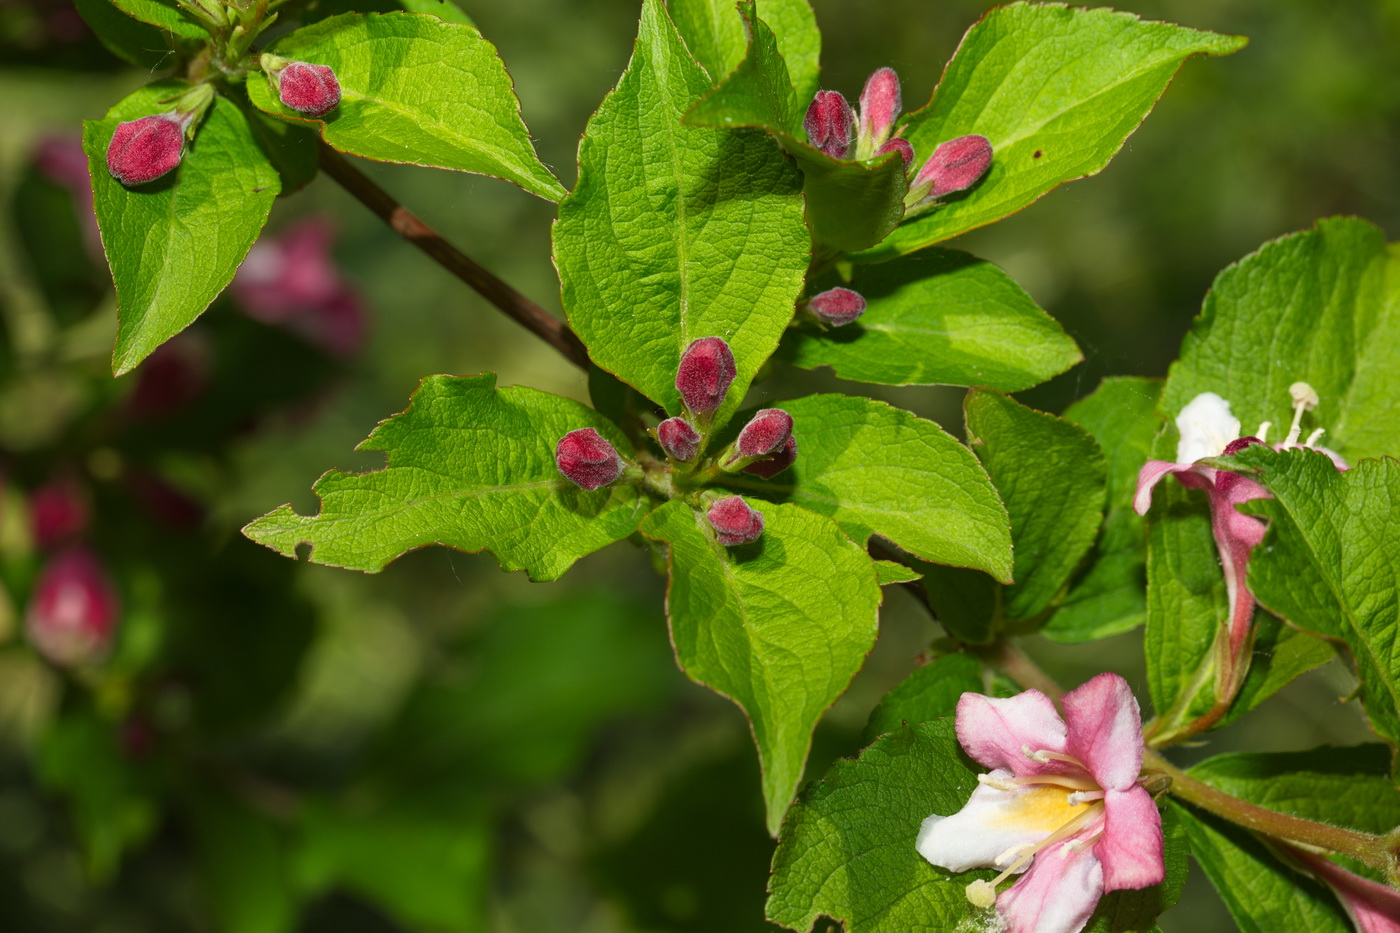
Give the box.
[641,500,881,836]
[873,560,921,585]
[767,719,1187,932]
[860,4,1245,262]
[1161,217,1400,462]
[863,654,982,741]
[685,3,908,254]
[724,394,1013,582]
[554,0,808,426]
[1232,447,1400,751]
[73,0,185,68]
[242,374,645,581]
[781,250,1080,390]
[109,0,207,38]
[247,12,565,202]
[84,82,279,375]
[184,789,298,933]
[1045,377,1161,642]
[671,0,821,102]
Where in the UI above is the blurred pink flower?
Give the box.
[26,546,120,668]
[35,134,102,261]
[28,477,89,550]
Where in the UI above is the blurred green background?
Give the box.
[0,0,1397,930]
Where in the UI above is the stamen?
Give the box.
[966,879,997,909]
[1010,774,1099,792]
[978,773,1018,793]
[1306,427,1326,447]
[976,801,1106,892]
[1026,749,1087,768]
[1256,421,1272,443]
[1067,790,1107,806]
[992,842,1037,867]
[1283,382,1319,448]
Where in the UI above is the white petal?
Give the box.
[916,770,1067,874]
[1175,392,1239,463]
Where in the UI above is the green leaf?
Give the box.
[722,394,1013,583]
[297,792,489,932]
[84,82,279,375]
[398,0,474,25]
[780,250,1081,391]
[965,389,1105,620]
[1161,217,1400,462]
[863,654,982,742]
[1230,447,1400,750]
[184,789,298,933]
[73,0,184,68]
[554,0,807,426]
[767,719,1187,933]
[669,0,820,102]
[641,499,882,836]
[857,4,1245,262]
[874,560,921,586]
[1172,802,1351,933]
[248,12,565,202]
[109,0,207,38]
[242,374,646,581]
[244,108,319,195]
[684,3,907,253]
[1044,377,1160,642]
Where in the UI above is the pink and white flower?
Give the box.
[1278,843,1400,933]
[917,673,1163,933]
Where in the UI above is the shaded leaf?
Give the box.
[863,654,982,742]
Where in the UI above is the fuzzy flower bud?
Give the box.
[804,90,855,160]
[106,113,187,187]
[876,137,915,170]
[657,416,701,462]
[676,337,736,416]
[277,61,342,117]
[807,287,867,327]
[736,408,794,458]
[25,547,120,668]
[742,434,797,479]
[857,67,902,152]
[706,496,765,546]
[910,134,993,203]
[555,428,624,490]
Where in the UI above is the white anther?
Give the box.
[1256,421,1272,443]
[1290,382,1320,410]
[1306,428,1326,447]
[966,880,997,909]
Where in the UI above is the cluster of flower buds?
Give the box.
[261,55,343,117]
[105,84,214,188]
[804,67,910,164]
[805,286,867,328]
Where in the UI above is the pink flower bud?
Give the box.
[657,416,701,461]
[706,496,764,546]
[742,434,797,479]
[676,337,736,416]
[555,428,624,490]
[29,478,89,550]
[106,113,186,187]
[25,547,120,668]
[736,408,793,458]
[278,62,341,117]
[858,67,902,148]
[876,137,914,170]
[804,90,855,160]
[912,134,993,200]
[808,287,866,327]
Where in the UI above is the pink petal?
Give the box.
[956,690,1068,776]
[1060,673,1143,791]
[1133,460,1210,515]
[998,840,1104,933]
[1287,846,1400,933]
[916,770,1055,873]
[1094,786,1164,892]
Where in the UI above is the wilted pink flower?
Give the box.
[706,496,764,546]
[676,337,736,417]
[804,90,855,160]
[25,547,121,668]
[276,62,342,117]
[555,428,624,490]
[807,287,866,327]
[233,217,367,357]
[29,478,89,550]
[918,673,1163,933]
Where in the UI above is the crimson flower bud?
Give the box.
[676,337,736,416]
[25,547,120,668]
[106,113,186,187]
[804,90,855,159]
[29,478,89,550]
[707,496,764,546]
[911,134,993,201]
[278,61,342,117]
[807,287,866,327]
[743,434,797,479]
[736,408,794,458]
[657,416,701,461]
[876,137,915,170]
[858,67,902,150]
[555,428,624,490]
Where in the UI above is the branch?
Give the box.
[317,144,589,369]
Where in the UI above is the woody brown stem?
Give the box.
[317,144,589,369]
